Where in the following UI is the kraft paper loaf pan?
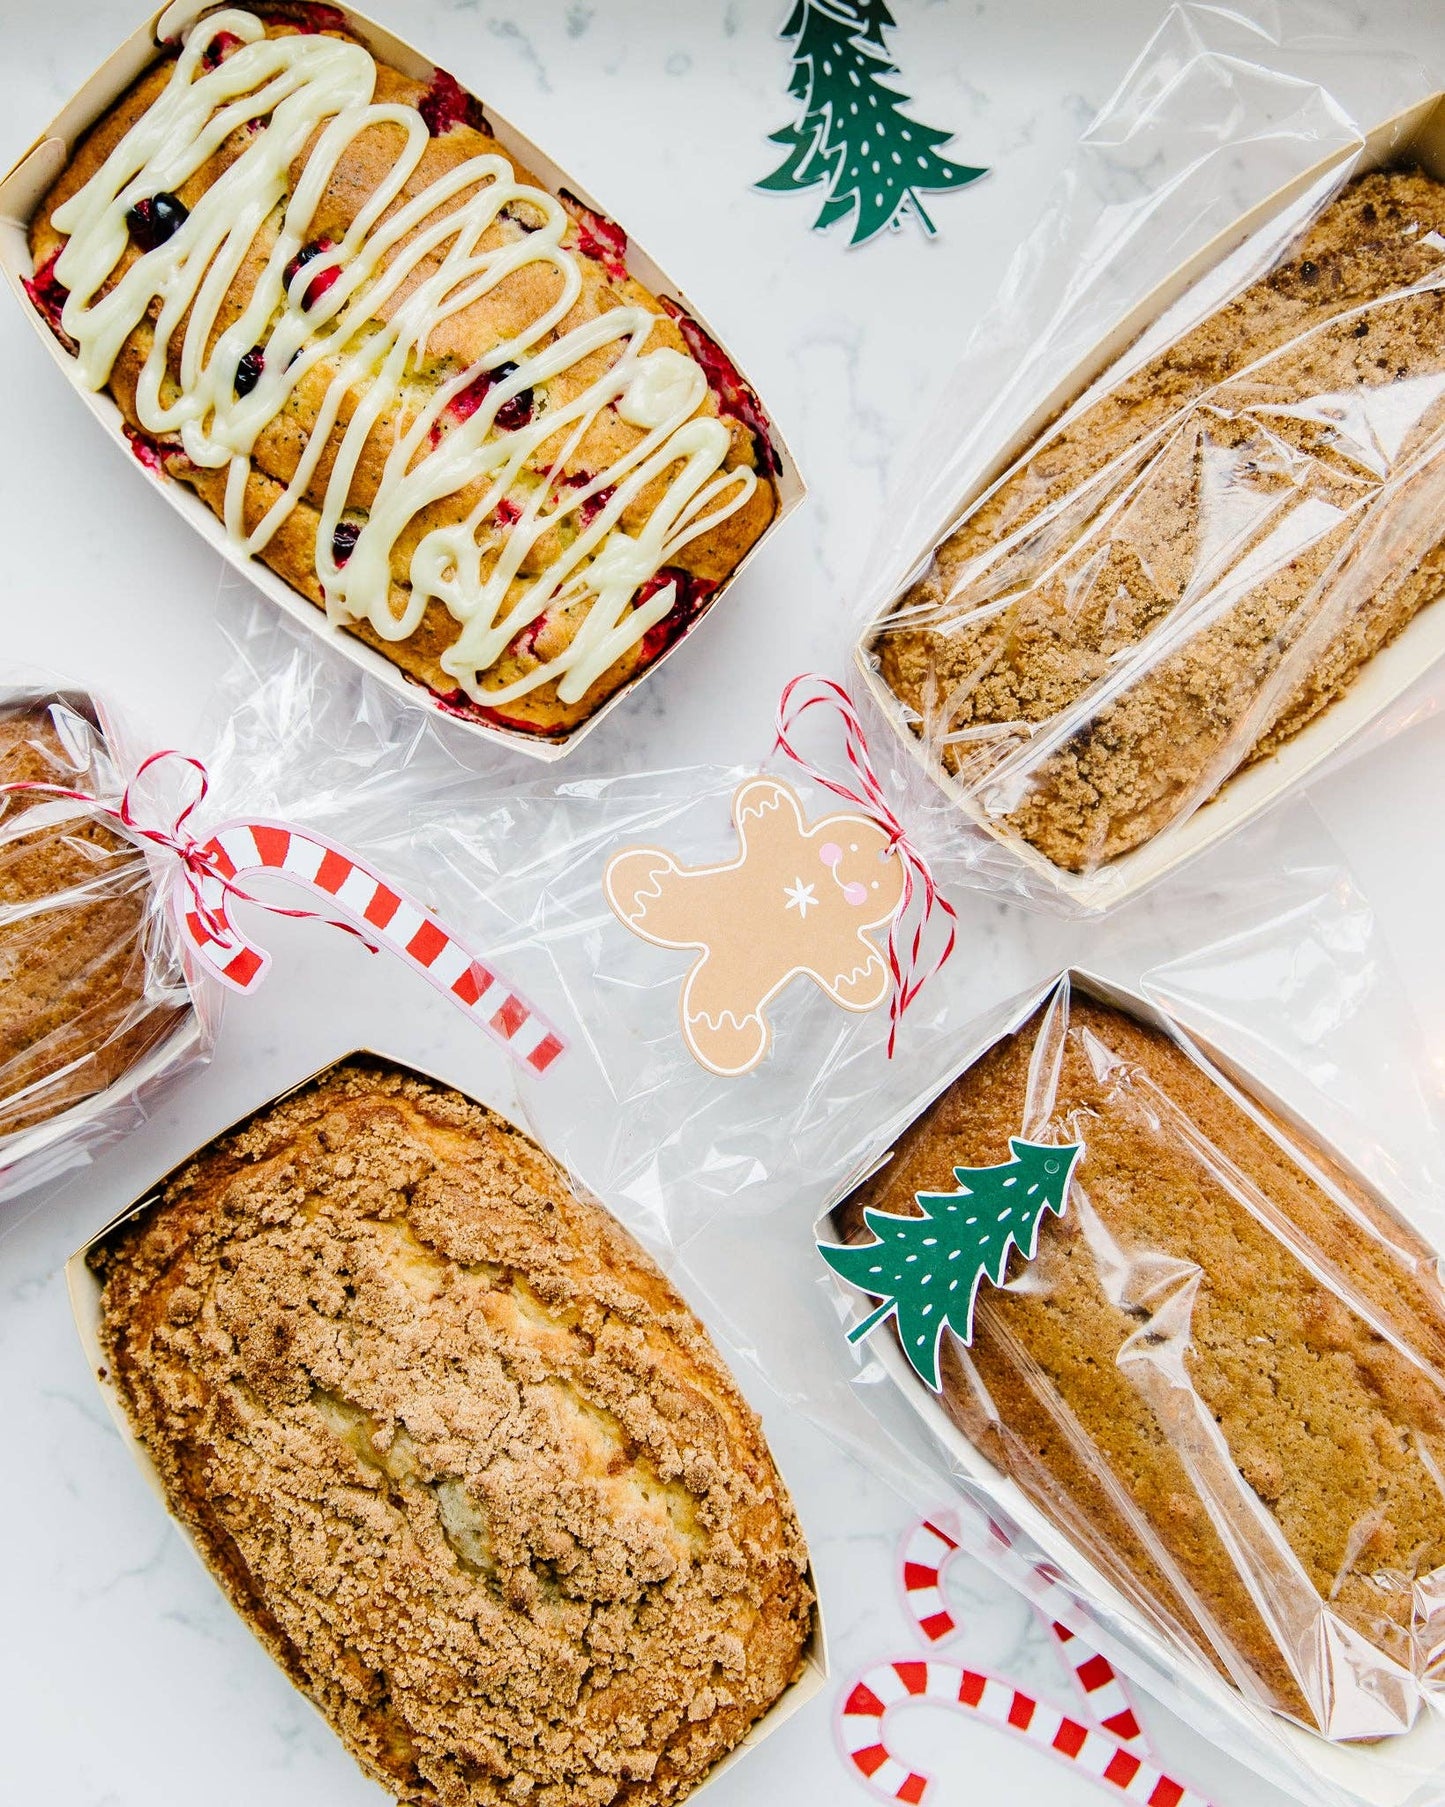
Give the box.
[0,0,803,762]
[855,93,1445,913]
[0,684,205,1196]
[66,1046,828,1800]
[817,968,1445,1807]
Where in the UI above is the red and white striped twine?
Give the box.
[835,1508,1215,1806]
[774,674,956,1057]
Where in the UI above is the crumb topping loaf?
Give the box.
[837,993,1445,1736]
[874,168,1445,873]
[0,701,184,1140]
[90,1060,813,1806]
[28,7,778,739]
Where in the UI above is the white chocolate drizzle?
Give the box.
[48,10,759,710]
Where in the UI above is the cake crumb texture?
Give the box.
[839,990,1445,1733]
[877,168,1445,872]
[0,701,184,1139]
[91,1060,813,1806]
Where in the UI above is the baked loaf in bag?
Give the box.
[90,1059,814,1806]
[0,696,190,1149]
[26,6,778,740]
[872,168,1445,876]
[834,983,1445,1741]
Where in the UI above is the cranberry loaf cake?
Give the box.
[26,7,779,740]
[90,1059,813,1806]
[835,989,1445,1738]
[873,168,1445,873]
[0,700,185,1141]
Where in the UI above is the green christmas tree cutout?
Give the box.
[759,0,987,247]
[819,1138,1081,1390]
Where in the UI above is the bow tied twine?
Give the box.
[775,674,957,1055]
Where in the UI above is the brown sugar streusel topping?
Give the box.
[91,1060,812,1806]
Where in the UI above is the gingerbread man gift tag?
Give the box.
[605,675,958,1077]
[605,776,907,1077]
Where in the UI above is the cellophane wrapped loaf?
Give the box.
[869,165,1445,880]
[0,694,194,1178]
[24,5,779,741]
[89,1058,814,1807]
[832,978,1445,1743]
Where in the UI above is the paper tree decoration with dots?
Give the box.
[758,0,987,246]
[819,1139,1081,1390]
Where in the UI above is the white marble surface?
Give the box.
[8,2,1445,1805]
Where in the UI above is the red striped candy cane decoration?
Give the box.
[1056,1625,1144,1747]
[180,820,565,1074]
[901,1510,1142,1742]
[838,1662,1213,1807]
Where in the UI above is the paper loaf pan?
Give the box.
[817,967,1445,1807]
[0,0,804,762]
[856,93,1445,911]
[66,1046,828,1802]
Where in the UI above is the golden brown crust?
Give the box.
[0,701,185,1139]
[876,169,1445,872]
[28,13,777,739]
[91,1060,812,1806]
[837,994,1445,1730]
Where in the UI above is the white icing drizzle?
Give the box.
[48,10,759,710]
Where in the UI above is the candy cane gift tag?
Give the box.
[902,1508,1141,1741]
[182,819,565,1074]
[839,1661,1211,1807]
[837,1509,1214,1807]
[2,753,565,1077]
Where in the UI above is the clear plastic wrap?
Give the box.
[0,682,214,1204]
[824,972,1445,1741]
[207,594,1062,1243]
[853,5,1445,913]
[209,591,1445,1803]
[772,950,1445,1807]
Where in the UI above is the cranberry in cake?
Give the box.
[27,8,780,740]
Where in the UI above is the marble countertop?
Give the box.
[7,1,1445,1804]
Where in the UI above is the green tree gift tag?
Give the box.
[759,0,987,246]
[819,1139,1081,1390]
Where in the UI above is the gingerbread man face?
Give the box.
[604,777,906,1076]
